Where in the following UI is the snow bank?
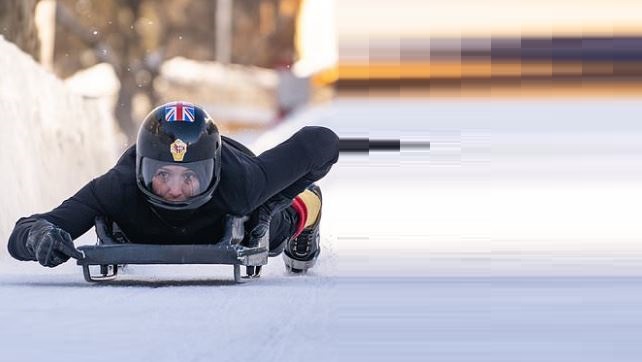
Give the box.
[0,36,119,259]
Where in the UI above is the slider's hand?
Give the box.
[26,219,83,267]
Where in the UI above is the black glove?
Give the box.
[245,194,292,247]
[26,219,83,267]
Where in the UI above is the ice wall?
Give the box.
[0,36,119,259]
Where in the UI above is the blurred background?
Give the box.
[3,0,641,145]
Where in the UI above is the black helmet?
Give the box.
[136,101,222,210]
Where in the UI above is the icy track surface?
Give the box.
[3,98,642,361]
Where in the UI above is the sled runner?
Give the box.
[75,215,268,283]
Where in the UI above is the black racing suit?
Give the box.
[8,126,339,261]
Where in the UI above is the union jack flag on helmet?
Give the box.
[165,101,195,122]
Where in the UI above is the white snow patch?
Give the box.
[0,37,120,259]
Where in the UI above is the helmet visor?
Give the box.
[140,158,215,203]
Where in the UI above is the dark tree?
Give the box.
[0,0,40,60]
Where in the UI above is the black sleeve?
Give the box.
[7,148,134,261]
[7,180,106,261]
[221,126,339,216]
[7,217,38,261]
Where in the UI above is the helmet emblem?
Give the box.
[170,139,188,161]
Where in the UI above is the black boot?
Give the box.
[283,184,322,273]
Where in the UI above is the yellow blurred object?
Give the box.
[312,66,339,86]
[333,61,629,80]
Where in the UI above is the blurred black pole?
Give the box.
[339,138,430,153]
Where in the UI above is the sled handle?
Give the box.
[339,138,430,153]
